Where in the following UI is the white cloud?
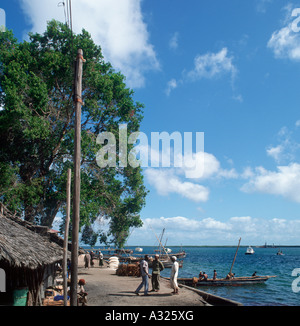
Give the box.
[241,167,254,179]
[266,145,284,162]
[167,47,238,96]
[144,150,237,203]
[186,47,237,81]
[241,122,300,202]
[267,6,300,61]
[19,0,159,88]
[268,26,300,60]
[179,151,238,180]
[169,32,179,50]
[165,78,178,96]
[265,124,300,164]
[241,163,300,203]
[229,216,257,234]
[145,169,210,202]
[143,216,231,233]
[131,215,300,245]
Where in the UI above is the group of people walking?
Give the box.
[84,250,104,268]
[135,254,179,296]
[83,250,179,296]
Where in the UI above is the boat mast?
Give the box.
[151,226,171,260]
[229,237,241,275]
[159,228,165,255]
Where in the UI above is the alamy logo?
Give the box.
[0,8,5,33]
[0,268,6,292]
[292,268,300,293]
[291,8,300,33]
[96,124,205,179]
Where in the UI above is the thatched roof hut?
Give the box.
[0,204,69,306]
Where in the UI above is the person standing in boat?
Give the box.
[170,256,179,295]
[213,270,217,281]
[151,254,164,292]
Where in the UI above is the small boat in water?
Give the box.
[177,275,276,287]
[157,251,186,260]
[176,238,275,287]
[135,247,143,252]
[245,246,255,255]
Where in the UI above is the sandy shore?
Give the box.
[78,263,209,307]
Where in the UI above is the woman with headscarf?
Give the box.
[170,256,179,295]
[77,279,88,306]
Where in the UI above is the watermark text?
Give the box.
[96,124,205,179]
[292,268,300,293]
[291,8,300,32]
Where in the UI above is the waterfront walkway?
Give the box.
[78,262,241,306]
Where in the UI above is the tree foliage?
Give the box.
[0,21,147,248]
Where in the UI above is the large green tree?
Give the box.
[0,20,147,247]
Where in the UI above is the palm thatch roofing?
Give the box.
[0,204,67,270]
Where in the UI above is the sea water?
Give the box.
[157,246,300,306]
[87,245,300,306]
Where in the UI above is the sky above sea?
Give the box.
[2,0,300,246]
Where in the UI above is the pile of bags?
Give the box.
[116,263,140,277]
[108,256,119,270]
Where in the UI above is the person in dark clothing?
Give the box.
[151,254,164,292]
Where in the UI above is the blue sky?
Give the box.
[3,0,300,245]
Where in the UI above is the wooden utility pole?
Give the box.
[63,168,71,306]
[229,237,241,276]
[70,49,85,306]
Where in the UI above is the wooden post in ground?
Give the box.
[70,49,85,306]
[63,168,71,306]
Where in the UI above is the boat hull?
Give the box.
[177,276,276,287]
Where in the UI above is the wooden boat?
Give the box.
[154,259,183,269]
[176,238,275,287]
[157,251,186,260]
[156,247,172,254]
[151,228,187,262]
[177,275,277,287]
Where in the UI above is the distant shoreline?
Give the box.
[81,245,300,249]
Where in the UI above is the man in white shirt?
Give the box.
[170,256,179,295]
[135,255,151,296]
